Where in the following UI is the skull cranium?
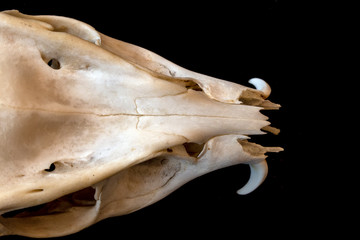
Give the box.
[0,10,282,238]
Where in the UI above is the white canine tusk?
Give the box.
[248,78,271,99]
[237,160,268,195]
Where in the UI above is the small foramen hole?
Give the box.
[48,58,61,69]
[44,163,56,172]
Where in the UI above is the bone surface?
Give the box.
[0,10,282,238]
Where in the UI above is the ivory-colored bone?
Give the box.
[0,10,282,237]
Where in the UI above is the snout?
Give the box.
[136,89,270,143]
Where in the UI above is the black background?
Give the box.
[0,1,348,239]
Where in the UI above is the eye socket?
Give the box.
[47,58,61,70]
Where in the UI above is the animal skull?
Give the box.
[0,10,282,238]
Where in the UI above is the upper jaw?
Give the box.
[0,10,282,237]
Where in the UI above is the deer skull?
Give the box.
[0,10,282,238]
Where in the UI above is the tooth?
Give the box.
[92,182,104,201]
[248,78,271,99]
[237,160,268,195]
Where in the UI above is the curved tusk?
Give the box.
[237,160,268,195]
[248,78,271,99]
